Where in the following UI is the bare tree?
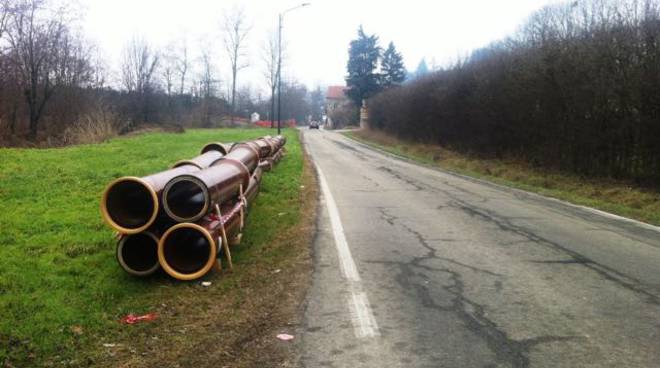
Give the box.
[262,30,279,127]
[4,0,88,140]
[161,46,175,97]
[0,0,13,38]
[121,36,159,123]
[175,36,189,95]
[121,36,159,94]
[198,47,217,127]
[222,7,250,124]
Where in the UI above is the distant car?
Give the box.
[309,121,319,129]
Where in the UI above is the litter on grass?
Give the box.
[120,313,158,325]
[276,333,294,341]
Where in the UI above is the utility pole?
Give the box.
[277,13,283,135]
[277,3,310,135]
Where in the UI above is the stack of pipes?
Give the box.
[100,135,287,280]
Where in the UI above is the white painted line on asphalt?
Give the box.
[315,164,361,282]
[350,291,380,338]
[314,163,380,338]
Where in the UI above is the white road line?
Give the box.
[350,291,380,338]
[315,164,361,282]
[314,163,380,338]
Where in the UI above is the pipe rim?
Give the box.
[162,175,210,223]
[100,176,159,235]
[200,142,228,155]
[171,159,202,170]
[116,231,160,276]
[158,222,217,281]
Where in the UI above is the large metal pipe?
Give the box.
[101,165,198,234]
[172,150,223,169]
[101,151,226,234]
[161,159,250,223]
[158,201,244,280]
[227,143,260,173]
[253,137,277,158]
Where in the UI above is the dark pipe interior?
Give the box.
[163,227,212,274]
[106,180,155,229]
[120,233,158,272]
[165,179,206,220]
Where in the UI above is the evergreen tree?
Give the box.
[381,41,406,88]
[414,58,429,78]
[345,26,381,107]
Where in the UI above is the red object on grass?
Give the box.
[120,312,158,324]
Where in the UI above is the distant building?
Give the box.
[250,112,260,123]
[325,86,349,129]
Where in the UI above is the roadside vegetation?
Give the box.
[346,129,660,226]
[0,128,317,367]
[367,0,660,186]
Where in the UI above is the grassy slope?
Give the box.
[0,128,314,367]
[345,129,660,226]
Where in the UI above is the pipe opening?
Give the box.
[164,177,208,221]
[105,179,156,230]
[162,227,213,274]
[117,233,159,274]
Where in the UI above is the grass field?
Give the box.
[345,129,660,226]
[0,128,316,367]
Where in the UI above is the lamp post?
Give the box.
[277,2,310,134]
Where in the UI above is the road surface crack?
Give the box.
[371,208,577,367]
[448,200,660,306]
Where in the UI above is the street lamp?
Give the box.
[277,2,311,134]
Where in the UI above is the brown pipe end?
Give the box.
[162,175,210,223]
[158,223,217,281]
[116,231,160,276]
[101,176,159,234]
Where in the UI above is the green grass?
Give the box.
[0,128,304,366]
[344,129,660,226]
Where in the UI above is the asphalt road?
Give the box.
[297,129,660,368]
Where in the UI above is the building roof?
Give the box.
[326,86,347,100]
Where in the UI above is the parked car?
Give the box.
[309,121,320,129]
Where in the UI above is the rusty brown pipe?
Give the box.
[101,150,227,234]
[200,142,232,155]
[161,158,250,223]
[158,201,244,280]
[172,150,224,169]
[101,165,200,234]
[253,137,278,158]
[227,143,260,172]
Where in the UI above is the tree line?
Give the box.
[0,0,315,146]
[368,0,660,184]
[345,26,406,108]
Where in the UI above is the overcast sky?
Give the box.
[82,0,557,94]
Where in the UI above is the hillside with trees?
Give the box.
[368,0,660,184]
